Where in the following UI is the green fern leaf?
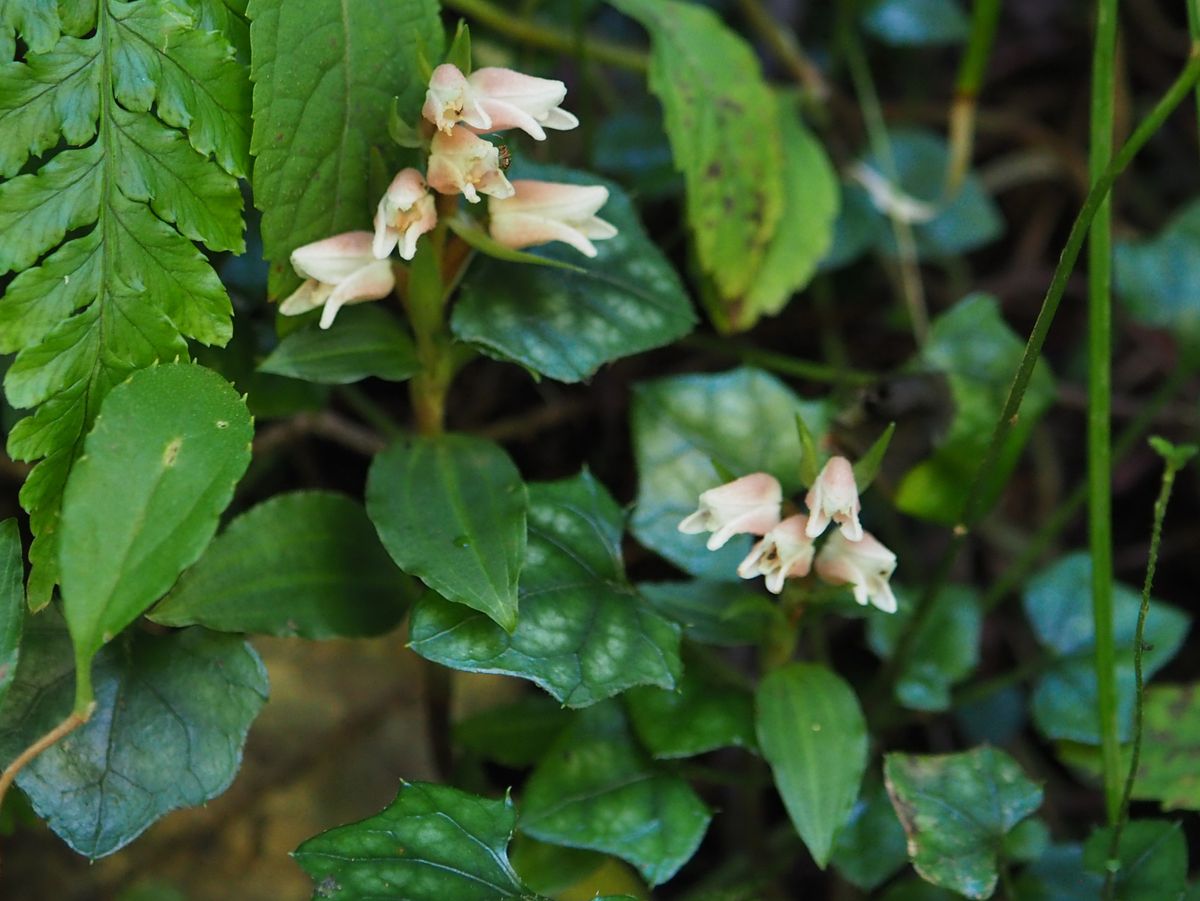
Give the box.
[0,0,249,607]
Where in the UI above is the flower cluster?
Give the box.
[678,457,898,613]
[279,62,616,328]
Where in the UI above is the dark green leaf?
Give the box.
[638,580,776,646]
[0,1,62,55]
[258,306,419,385]
[756,663,868,867]
[607,0,783,328]
[853,422,896,490]
[248,0,442,295]
[150,491,410,639]
[451,166,695,382]
[831,779,908,891]
[631,368,831,580]
[895,294,1055,522]
[511,836,607,897]
[60,364,253,671]
[868,584,982,711]
[519,702,711,887]
[454,695,574,769]
[1024,553,1189,743]
[410,472,682,706]
[366,434,527,632]
[444,19,472,73]
[1013,844,1103,901]
[1115,199,1200,361]
[863,0,969,46]
[0,519,22,707]
[884,746,1043,899]
[626,648,756,758]
[294,781,544,900]
[796,410,822,488]
[0,612,267,858]
[1084,821,1187,901]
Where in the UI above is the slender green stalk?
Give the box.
[1103,439,1198,899]
[1187,0,1200,152]
[442,0,648,71]
[947,0,1003,191]
[682,335,877,386]
[736,0,828,101]
[1088,0,1121,825]
[877,47,1200,691]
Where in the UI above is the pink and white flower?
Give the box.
[279,232,394,330]
[678,473,782,551]
[805,456,863,541]
[488,180,617,258]
[423,63,579,141]
[373,168,437,260]
[737,515,816,595]
[426,127,515,204]
[814,529,898,613]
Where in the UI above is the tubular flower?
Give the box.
[279,232,395,330]
[422,63,579,141]
[805,455,863,541]
[426,127,514,203]
[678,473,782,551]
[814,529,898,614]
[737,515,816,595]
[488,180,617,258]
[373,168,437,260]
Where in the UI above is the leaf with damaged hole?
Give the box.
[59,363,253,675]
[884,746,1043,899]
[0,611,267,858]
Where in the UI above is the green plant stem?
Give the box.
[682,335,877,386]
[947,0,1002,192]
[1102,445,1194,899]
[1089,0,1120,826]
[1187,0,1200,152]
[442,0,648,71]
[980,364,1193,612]
[735,0,828,101]
[875,46,1200,695]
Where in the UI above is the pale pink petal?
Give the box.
[279,278,333,317]
[805,456,863,540]
[319,259,395,329]
[291,232,377,283]
[372,205,400,259]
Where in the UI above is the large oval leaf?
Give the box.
[59,363,253,672]
[366,434,527,632]
[410,471,681,706]
[451,166,695,383]
[756,663,868,868]
[0,612,268,858]
[151,491,412,639]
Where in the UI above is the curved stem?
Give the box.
[0,706,94,815]
[877,47,1200,691]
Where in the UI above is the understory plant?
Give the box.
[1,1,1200,899]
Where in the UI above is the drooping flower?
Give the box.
[737,515,816,595]
[373,168,437,260]
[422,63,579,141]
[814,529,898,613]
[279,232,395,329]
[426,127,515,203]
[678,473,782,551]
[805,456,863,541]
[488,180,617,258]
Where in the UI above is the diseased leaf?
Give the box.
[1024,553,1189,744]
[895,294,1055,523]
[868,584,982,711]
[0,519,22,707]
[885,747,1043,899]
[60,364,253,671]
[295,781,545,901]
[451,166,695,382]
[258,305,419,385]
[756,663,868,868]
[631,368,830,580]
[519,702,711,887]
[410,472,682,706]
[367,434,527,632]
[1084,821,1187,901]
[0,612,268,858]
[151,491,411,639]
[0,0,248,605]
[248,0,441,295]
[607,0,783,330]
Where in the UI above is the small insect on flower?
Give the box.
[497,144,512,171]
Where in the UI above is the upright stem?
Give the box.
[1088,0,1121,825]
[947,0,1002,192]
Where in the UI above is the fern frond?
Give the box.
[0,0,249,606]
